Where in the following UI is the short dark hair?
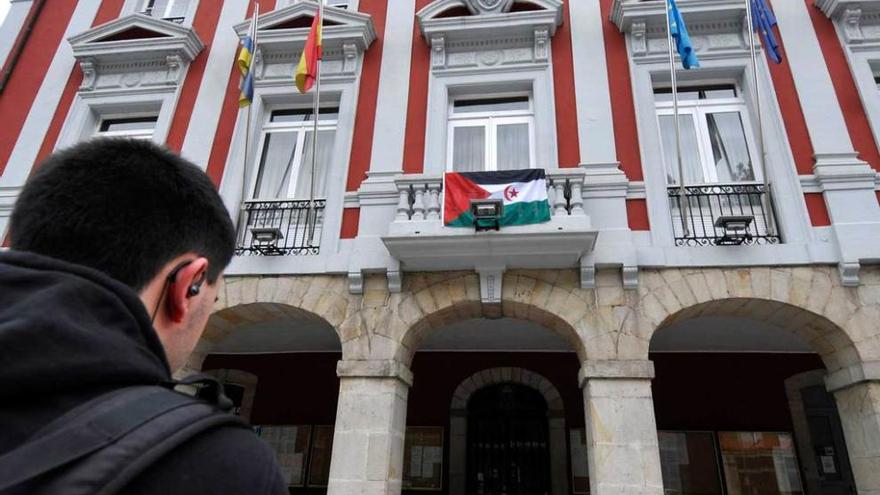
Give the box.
[10,138,235,291]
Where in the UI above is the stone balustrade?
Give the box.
[393,169,588,223]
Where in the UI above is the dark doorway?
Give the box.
[466,383,551,495]
[800,385,856,495]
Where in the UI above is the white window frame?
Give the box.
[124,0,199,26]
[249,107,339,201]
[139,0,191,21]
[654,86,763,185]
[277,0,356,11]
[95,114,159,140]
[446,95,536,172]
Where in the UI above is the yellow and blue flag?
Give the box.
[751,0,782,64]
[237,11,258,107]
[667,0,699,69]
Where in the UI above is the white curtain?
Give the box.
[707,112,754,182]
[659,114,703,185]
[452,126,485,172]
[253,131,297,200]
[496,123,530,171]
[294,129,335,199]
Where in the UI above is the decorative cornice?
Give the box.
[68,14,203,64]
[816,0,880,20]
[610,0,746,34]
[233,0,376,56]
[417,0,562,45]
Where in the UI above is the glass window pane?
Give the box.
[293,129,335,200]
[658,114,704,184]
[166,0,189,18]
[496,123,530,171]
[99,117,157,132]
[270,108,340,123]
[654,86,736,102]
[703,87,737,99]
[719,432,804,495]
[707,112,755,182]
[452,126,486,172]
[659,431,723,495]
[453,97,529,114]
[253,131,298,199]
[654,89,700,102]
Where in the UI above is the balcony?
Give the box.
[381,170,598,271]
[235,199,325,256]
[667,182,781,247]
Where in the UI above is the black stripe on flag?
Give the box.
[457,169,545,185]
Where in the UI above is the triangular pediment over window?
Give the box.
[417,0,562,42]
[68,13,203,64]
[67,14,203,92]
[233,0,376,56]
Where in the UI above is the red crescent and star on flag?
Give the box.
[503,185,519,201]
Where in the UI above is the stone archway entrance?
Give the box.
[449,367,567,495]
[467,383,551,495]
[648,297,860,495]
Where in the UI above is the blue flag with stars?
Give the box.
[752,0,782,64]
[667,0,699,69]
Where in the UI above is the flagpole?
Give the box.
[665,0,690,237]
[240,2,259,238]
[307,0,323,245]
[744,0,777,237]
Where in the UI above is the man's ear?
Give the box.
[167,257,210,323]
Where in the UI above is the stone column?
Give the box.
[328,360,412,495]
[580,360,664,495]
[830,379,880,495]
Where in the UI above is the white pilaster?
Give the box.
[180,0,250,169]
[367,0,415,173]
[0,0,102,238]
[568,0,616,165]
[774,0,880,285]
[0,1,34,71]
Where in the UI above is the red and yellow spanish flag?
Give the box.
[294,11,322,93]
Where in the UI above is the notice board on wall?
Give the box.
[254,425,311,487]
[403,427,444,491]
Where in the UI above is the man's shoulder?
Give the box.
[124,424,287,495]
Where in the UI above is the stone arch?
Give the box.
[391,272,614,366]
[448,367,568,495]
[182,275,354,374]
[637,267,879,382]
[186,301,344,374]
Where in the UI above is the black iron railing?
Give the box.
[235,199,325,256]
[667,183,781,246]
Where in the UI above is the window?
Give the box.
[251,108,338,200]
[719,431,804,495]
[659,431,723,495]
[140,0,190,23]
[655,85,760,185]
[324,0,350,9]
[96,116,158,139]
[447,95,535,172]
[279,0,350,9]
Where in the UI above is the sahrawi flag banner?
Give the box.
[443,169,551,227]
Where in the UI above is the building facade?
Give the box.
[2,0,880,493]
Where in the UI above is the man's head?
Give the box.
[9,138,235,372]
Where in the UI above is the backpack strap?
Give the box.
[0,384,247,495]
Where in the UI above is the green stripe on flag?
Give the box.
[500,200,550,226]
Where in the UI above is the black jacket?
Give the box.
[0,250,287,494]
